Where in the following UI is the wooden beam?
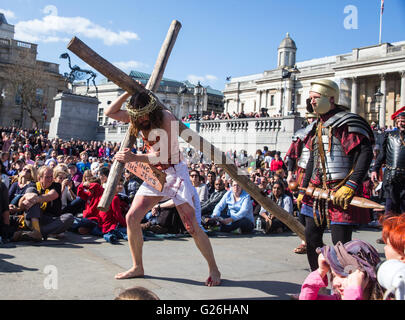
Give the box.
[67,24,305,240]
[68,20,181,211]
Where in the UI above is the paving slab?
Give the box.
[0,227,385,300]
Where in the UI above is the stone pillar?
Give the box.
[284,79,293,116]
[379,73,387,128]
[351,77,358,114]
[401,71,405,107]
[235,82,240,113]
[257,91,262,110]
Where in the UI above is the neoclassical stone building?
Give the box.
[0,13,66,129]
[74,71,224,126]
[224,33,405,128]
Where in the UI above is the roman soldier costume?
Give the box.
[372,106,405,214]
[286,112,317,187]
[296,79,374,271]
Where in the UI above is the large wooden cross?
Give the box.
[67,20,306,240]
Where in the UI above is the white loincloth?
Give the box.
[136,161,195,209]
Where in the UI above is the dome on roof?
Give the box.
[278,33,297,50]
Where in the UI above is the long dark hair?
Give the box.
[128,92,164,137]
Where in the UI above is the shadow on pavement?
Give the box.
[145,275,301,300]
[0,253,38,273]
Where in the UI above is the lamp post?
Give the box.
[374,88,384,129]
[194,81,203,133]
[178,86,188,119]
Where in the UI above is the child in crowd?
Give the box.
[98,167,109,189]
[93,177,127,243]
[381,214,405,262]
[299,239,384,300]
[115,286,159,300]
[72,175,127,244]
[123,169,141,203]
[70,175,102,234]
[76,151,91,174]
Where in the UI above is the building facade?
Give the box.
[0,13,67,129]
[224,33,405,128]
[74,70,224,126]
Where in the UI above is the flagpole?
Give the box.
[379,0,383,44]
[379,8,382,44]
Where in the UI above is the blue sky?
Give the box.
[1,0,404,91]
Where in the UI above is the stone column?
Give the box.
[236,82,240,113]
[401,71,405,107]
[351,77,358,114]
[379,73,387,128]
[257,91,262,110]
[284,79,293,116]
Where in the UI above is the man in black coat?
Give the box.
[371,105,405,215]
[201,178,227,218]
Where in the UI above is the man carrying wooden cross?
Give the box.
[106,88,221,286]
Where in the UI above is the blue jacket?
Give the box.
[211,189,254,223]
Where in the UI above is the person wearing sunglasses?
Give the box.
[208,180,254,234]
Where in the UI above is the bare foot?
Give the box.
[205,269,221,287]
[115,267,144,280]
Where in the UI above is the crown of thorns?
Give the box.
[126,92,159,120]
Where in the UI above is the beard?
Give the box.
[137,119,151,131]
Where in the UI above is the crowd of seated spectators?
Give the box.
[0,125,385,246]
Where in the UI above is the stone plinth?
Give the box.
[48,92,99,141]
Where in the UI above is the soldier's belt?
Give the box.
[386,166,405,172]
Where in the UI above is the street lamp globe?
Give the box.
[374,88,384,103]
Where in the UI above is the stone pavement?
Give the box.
[0,227,384,300]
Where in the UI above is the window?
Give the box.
[36,88,44,103]
[285,52,290,66]
[296,94,301,106]
[98,108,104,116]
[270,95,275,106]
[15,85,22,105]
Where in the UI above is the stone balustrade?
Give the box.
[198,118,283,133]
[97,116,305,157]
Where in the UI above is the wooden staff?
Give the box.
[67,26,306,240]
[289,181,385,210]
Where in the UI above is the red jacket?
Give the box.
[77,182,103,222]
[270,159,283,172]
[98,195,127,234]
